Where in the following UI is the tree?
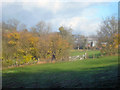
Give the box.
[2,18,20,33]
[97,16,118,55]
[19,23,27,31]
[7,18,20,32]
[2,19,72,67]
[36,21,52,36]
[59,26,74,46]
[74,34,87,50]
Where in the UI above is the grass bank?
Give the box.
[2,56,118,88]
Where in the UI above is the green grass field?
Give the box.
[2,55,118,88]
[70,49,101,56]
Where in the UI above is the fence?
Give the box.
[69,53,102,61]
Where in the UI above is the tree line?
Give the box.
[2,19,73,67]
[2,16,119,67]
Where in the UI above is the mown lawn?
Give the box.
[70,49,101,57]
[2,56,118,88]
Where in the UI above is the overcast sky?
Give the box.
[2,0,118,35]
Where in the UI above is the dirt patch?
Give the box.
[37,61,48,64]
[37,60,56,64]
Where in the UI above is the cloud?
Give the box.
[22,1,62,13]
[50,6,101,35]
[50,15,100,35]
[2,1,117,35]
[58,17,81,29]
[2,0,119,13]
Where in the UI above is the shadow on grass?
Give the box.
[2,65,118,88]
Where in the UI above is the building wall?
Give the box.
[87,40,97,47]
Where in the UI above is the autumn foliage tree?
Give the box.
[2,19,71,67]
[59,26,74,46]
[97,16,119,55]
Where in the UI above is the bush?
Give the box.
[2,31,71,67]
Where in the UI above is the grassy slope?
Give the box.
[2,56,118,88]
[70,50,100,56]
